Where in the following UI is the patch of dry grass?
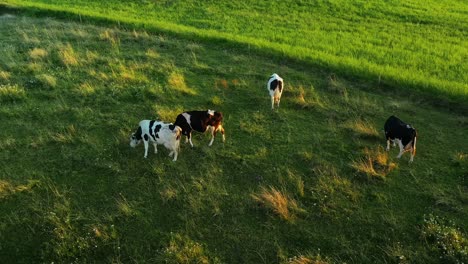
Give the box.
[343,119,380,140]
[251,186,304,222]
[36,74,57,89]
[0,180,38,199]
[285,255,330,264]
[351,146,397,181]
[29,48,48,60]
[58,43,79,67]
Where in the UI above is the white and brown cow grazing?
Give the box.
[174,110,225,147]
[130,120,182,161]
[384,115,417,162]
[267,73,284,110]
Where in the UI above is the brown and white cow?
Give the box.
[174,110,225,147]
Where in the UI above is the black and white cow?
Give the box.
[174,110,225,147]
[130,120,182,161]
[384,115,417,162]
[267,73,284,110]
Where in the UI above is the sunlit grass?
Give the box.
[0,84,26,102]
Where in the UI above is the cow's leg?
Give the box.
[396,139,404,159]
[153,142,158,153]
[271,96,275,110]
[143,139,149,158]
[220,125,226,143]
[277,96,281,108]
[188,132,194,147]
[208,126,216,146]
[386,138,391,151]
[392,140,396,147]
[172,149,178,161]
[410,137,417,163]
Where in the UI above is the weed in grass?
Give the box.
[310,167,359,215]
[209,95,223,106]
[158,233,218,264]
[251,186,305,222]
[288,84,325,109]
[0,84,26,102]
[422,214,468,263]
[116,194,138,218]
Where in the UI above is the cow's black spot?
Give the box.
[155,124,162,133]
[169,124,175,130]
[155,133,159,138]
[144,134,149,141]
[270,79,278,91]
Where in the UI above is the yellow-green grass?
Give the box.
[0,15,467,263]
[1,0,467,109]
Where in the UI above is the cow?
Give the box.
[384,115,417,162]
[130,120,182,161]
[174,110,225,147]
[267,73,284,110]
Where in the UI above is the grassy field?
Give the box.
[0,5,467,264]
[2,0,468,108]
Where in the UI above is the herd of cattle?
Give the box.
[130,73,417,162]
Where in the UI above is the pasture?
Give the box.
[2,0,468,107]
[0,4,467,264]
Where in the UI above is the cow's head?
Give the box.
[207,111,223,126]
[129,127,142,147]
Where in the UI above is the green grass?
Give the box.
[1,0,468,108]
[0,11,467,264]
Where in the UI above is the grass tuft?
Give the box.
[159,233,215,264]
[285,254,331,264]
[251,186,304,222]
[58,43,79,67]
[351,146,396,181]
[0,70,11,81]
[29,47,48,60]
[0,84,26,102]
[35,73,57,89]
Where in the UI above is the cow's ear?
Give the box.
[169,124,175,130]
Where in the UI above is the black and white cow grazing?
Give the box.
[267,73,284,110]
[174,110,225,147]
[130,120,182,161]
[384,115,417,162]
